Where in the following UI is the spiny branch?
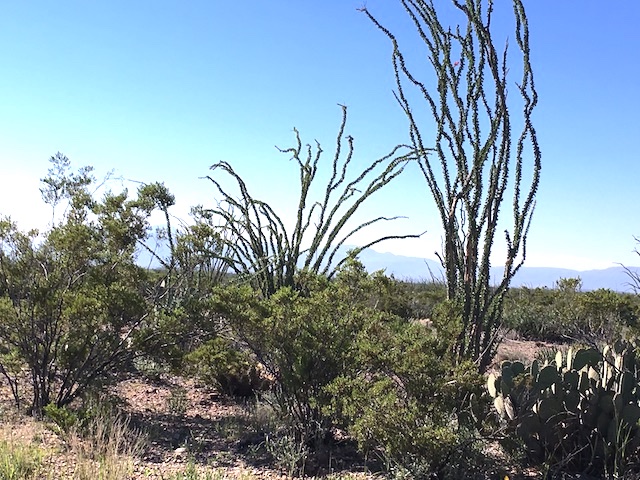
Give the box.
[204,106,422,296]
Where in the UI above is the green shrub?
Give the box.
[43,402,80,436]
[212,259,488,476]
[502,286,565,341]
[401,280,448,320]
[184,337,268,397]
[0,157,159,415]
[211,260,396,444]
[327,315,485,477]
[577,288,639,342]
[503,281,640,343]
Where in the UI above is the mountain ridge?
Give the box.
[136,239,640,292]
[355,248,640,292]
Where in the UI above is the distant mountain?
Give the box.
[136,237,640,292]
[504,266,638,292]
[351,247,445,281]
[350,248,640,293]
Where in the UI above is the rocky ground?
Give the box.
[0,373,379,479]
[0,338,559,479]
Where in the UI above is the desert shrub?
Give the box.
[503,281,640,343]
[132,355,169,381]
[133,203,231,371]
[502,286,565,341]
[43,402,80,436]
[211,260,401,446]
[135,303,220,374]
[211,259,488,477]
[402,280,448,320]
[43,393,129,436]
[372,278,447,321]
[502,279,586,342]
[184,337,269,397]
[366,273,415,319]
[327,309,486,477]
[577,288,639,342]
[0,186,151,414]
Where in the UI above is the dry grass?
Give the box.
[1,372,487,479]
[0,376,293,479]
[64,407,147,480]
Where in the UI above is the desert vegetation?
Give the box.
[3,1,640,479]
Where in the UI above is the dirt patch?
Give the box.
[0,373,377,479]
[111,375,290,479]
[493,337,562,367]
[0,340,565,479]
[490,338,566,370]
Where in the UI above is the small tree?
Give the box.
[205,105,422,297]
[362,0,541,371]
[0,155,155,414]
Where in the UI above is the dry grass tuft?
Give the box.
[65,407,147,480]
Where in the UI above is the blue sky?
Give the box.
[1,1,639,272]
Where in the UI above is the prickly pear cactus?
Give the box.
[487,341,640,476]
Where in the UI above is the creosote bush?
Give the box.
[211,259,486,477]
[211,259,381,447]
[0,155,159,415]
[328,300,486,477]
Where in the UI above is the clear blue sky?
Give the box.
[1,1,639,271]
